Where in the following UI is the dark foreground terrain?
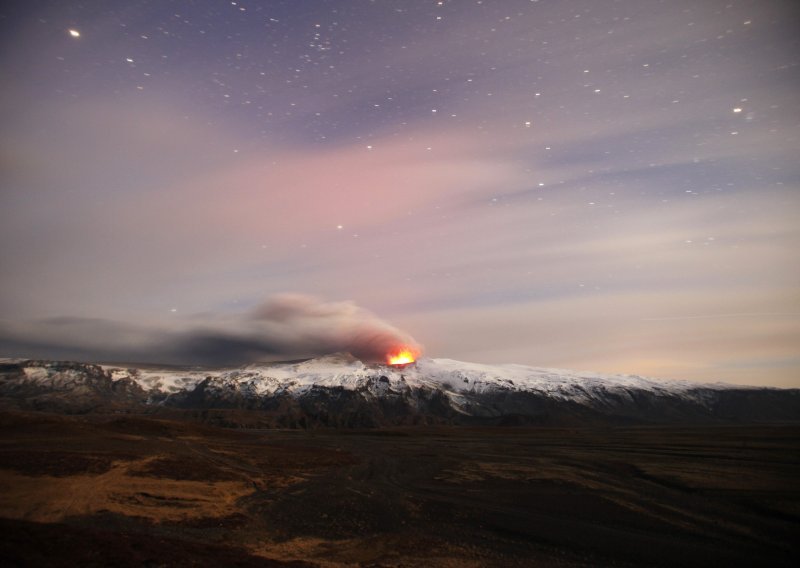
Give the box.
[0,412,798,567]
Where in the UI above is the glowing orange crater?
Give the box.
[387,348,418,366]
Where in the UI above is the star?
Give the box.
[68,29,81,38]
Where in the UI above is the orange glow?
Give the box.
[387,348,417,366]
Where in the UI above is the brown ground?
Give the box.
[0,411,798,567]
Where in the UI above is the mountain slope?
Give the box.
[1,355,798,426]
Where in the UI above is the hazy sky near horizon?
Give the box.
[1,1,798,386]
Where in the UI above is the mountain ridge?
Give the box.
[1,355,798,427]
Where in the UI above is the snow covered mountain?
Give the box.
[1,354,798,426]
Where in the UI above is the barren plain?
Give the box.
[1,412,798,567]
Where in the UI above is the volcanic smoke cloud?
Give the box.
[0,294,422,366]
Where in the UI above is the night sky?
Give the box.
[1,1,798,386]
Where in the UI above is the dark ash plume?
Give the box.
[0,294,422,366]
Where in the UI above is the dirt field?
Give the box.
[1,412,798,567]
